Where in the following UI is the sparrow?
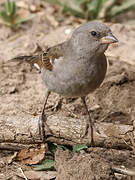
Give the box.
[10,21,118,145]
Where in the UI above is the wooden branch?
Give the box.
[0,143,31,151]
[0,115,134,150]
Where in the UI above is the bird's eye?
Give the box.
[91,31,97,36]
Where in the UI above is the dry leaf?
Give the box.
[17,144,48,165]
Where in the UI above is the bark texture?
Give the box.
[0,115,134,150]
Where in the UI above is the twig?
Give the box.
[112,166,135,176]
[18,167,28,180]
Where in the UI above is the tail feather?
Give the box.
[8,55,44,70]
[9,55,36,64]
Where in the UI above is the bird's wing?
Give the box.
[42,43,63,71]
[9,43,64,71]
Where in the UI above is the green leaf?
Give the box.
[73,144,88,152]
[6,0,12,15]
[33,159,55,171]
[0,0,34,27]
[57,144,68,150]
[0,10,8,19]
[40,0,135,20]
[95,0,107,18]
[0,10,12,24]
[48,143,58,155]
[48,143,68,155]
[62,0,84,17]
[0,0,16,26]
[10,2,16,17]
[110,0,135,17]
[87,0,107,19]
[46,0,84,17]
[62,6,83,18]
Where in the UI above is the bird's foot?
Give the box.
[82,117,94,146]
[39,112,53,142]
[38,113,46,142]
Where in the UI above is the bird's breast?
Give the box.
[42,55,107,97]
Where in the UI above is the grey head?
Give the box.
[68,21,118,58]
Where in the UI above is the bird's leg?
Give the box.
[81,96,94,146]
[39,90,51,142]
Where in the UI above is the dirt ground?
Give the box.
[0,1,135,179]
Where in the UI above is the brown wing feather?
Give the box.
[9,43,64,71]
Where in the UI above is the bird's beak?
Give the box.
[100,33,118,44]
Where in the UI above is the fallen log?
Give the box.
[0,115,134,150]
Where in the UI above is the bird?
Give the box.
[10,21,118,145]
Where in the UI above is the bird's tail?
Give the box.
[8,55,44,70]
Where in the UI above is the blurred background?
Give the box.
[0,0,135,28]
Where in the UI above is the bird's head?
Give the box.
[70,21,118,56]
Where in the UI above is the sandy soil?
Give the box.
[0,1,135,179]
